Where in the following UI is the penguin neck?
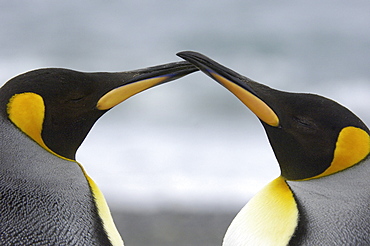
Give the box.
[286,158,370,244]
[0,115,71,172]
[287,156,370,196]
[0,115,121,245]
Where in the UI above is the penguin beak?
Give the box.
[97,61,198,110]
[177,51,279,127]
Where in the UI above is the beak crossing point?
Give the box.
[177,51,279,127]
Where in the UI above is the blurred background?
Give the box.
[1,1,370,245]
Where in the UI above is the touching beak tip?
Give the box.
[177,53,281,128]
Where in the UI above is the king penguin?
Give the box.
[0,61,197,245]
[178,51,370,245]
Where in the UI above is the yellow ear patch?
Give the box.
[223,176,298,246]
[97,76,169,110]
[313,126,370,179]
[7,92,72,161]
[7,92,47,149]
[211,73,280,127]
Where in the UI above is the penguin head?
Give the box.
[0,62,197,160]
[178,51,370,180]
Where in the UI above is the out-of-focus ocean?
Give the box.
[1,0,370,212]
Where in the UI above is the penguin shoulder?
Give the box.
[287,158,370,244]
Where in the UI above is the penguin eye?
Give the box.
[68,91,87,102]
[70,95,85,102]
[295,117,310,126]
[293,116,317,131]
[67,87,92,103]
